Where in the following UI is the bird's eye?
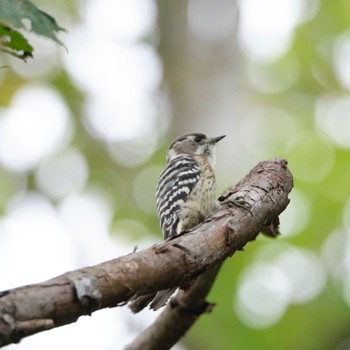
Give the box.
[194,136,203,143]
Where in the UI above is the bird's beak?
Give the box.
[210,135,226,144]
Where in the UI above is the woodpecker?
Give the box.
[156,132,225,239]
[129,133,226,313]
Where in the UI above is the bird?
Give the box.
[128,133,225,313]
[156,132,225,240]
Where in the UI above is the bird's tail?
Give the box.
[128,288,177,313]
[150,287,177,311]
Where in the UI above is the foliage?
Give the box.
[0,0,65,60]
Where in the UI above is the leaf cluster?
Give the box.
[0,0,65,60]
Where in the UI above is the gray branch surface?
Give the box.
[0,158,293,348]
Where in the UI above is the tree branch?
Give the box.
[0,158,293,347]
[125,263,222,350]
[125,158,293,349]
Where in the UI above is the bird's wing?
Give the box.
[156,156,200,239]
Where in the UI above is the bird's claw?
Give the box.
[219,196,252,215]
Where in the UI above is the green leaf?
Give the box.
[0,23,33,60]
[0,0,65,46]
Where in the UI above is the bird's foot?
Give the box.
[219,195,252,215]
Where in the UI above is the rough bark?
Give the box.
[125,263,222,350]
[125,157,293,349]
[0,158,293,348]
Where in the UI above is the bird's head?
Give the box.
[166,133,225,165]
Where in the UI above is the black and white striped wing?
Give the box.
[156,156,200,239]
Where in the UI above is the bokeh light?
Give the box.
[315,95,350,149]
[321,217,350,309]
[85,0,157,43]
[63,0,164,143]
[274,247,326,303]
[287,132,335,183]
[236,262,290,328]
[107,135,159,168]
[278,188,310,237]
[334,32,350,90]
[35,148,88,200]
[246,52,300,93]
[0,192,77,289]
[321,228,348,280]
[236,244,326,328]
[239,105,296,158]
[0,85,71,172]
[237,0,318,62]
[58,188,116,263]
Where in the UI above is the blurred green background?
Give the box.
[1,0,350,349]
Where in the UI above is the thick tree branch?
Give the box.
[125,158,293,349]
[126,263,222,350]
[0,158,293,347]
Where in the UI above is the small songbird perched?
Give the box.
[129,132,226,313]
[156,132,225,240]
[151,133,225,309]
